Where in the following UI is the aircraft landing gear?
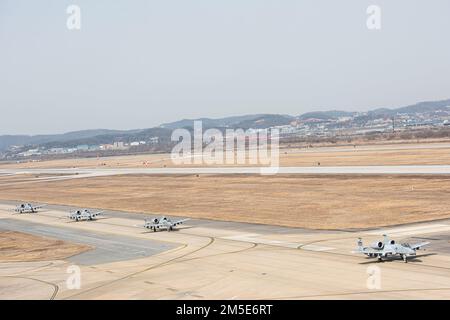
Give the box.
[402,255,408,263]
[377,256,382,262]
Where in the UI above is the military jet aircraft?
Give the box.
[14,203,45,214]
[143,216,190,232]
[355,234,430,263]
[68,209,104,222]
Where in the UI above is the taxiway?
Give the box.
[1,202,450,299]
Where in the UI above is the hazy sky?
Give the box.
[1,0,450,135]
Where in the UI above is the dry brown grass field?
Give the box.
[1,142,450,169]
[0,231,91,262]
[2,142,450,229]
[1,174,450,229]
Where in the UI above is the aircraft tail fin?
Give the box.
[357,238,363,251]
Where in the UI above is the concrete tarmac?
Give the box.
[0,218,173,265]
[1,202,450,299]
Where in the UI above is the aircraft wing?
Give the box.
[410,241,430,250]
[91,211,104,217]
[359,247,382,254]
[355,247,394,255]
[145,221,165,228]
[155,223,167,228]
[156,223,171,229]
[173,218,190,226]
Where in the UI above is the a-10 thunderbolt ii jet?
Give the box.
[355,234,430,263]
[143,216,190,232]
[14,203,46,214]
[68,209,104,222]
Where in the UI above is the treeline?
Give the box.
[38,128,173,149]
[280,127,450,146]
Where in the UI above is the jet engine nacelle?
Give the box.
[371,241,384,249]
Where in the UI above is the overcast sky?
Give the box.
[1,0,449,135]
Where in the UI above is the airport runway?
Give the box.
[3,165,450,177]
[1,202,450,299]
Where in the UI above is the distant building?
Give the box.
[20,149,41,157]
[112,142,128,150]
[48,148,64,154]
[76,145,89,151]
[100,144,114,150]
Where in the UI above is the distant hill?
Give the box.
[38,127,172,149]
[369,99,450,117]
[1,98,450,151]
[295,99,450,121]
[0,129,133,151]
[161,114,294,130]
[298,110,355,120]
[162,114,277,129]
[0,135,33,151]
[232,114,294,129]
